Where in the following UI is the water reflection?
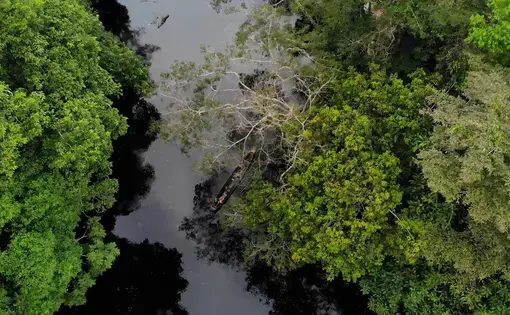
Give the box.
[60,238,189,315]
[59,1,189,314]
[112,0,273,313]
[181,178,372,315]
[79,0,371,314]
[90,0,160,59]
[90,0,132,40]
[102,88,161,231]
[246,265,372,315]
[91,0,161,229]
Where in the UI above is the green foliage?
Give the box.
[220,2,510,312]
[64,218,119,307]
[0,85,48,183]
[167,1,510,313]
[361,261,510,315]
[235,66,434,280]
[468,0,510,64]
[383,0,486,39]
[289,0,486,77]
[356,58,510,314]
[418,61,510,232]
[289,0,376,60]
[0,0,149,314]
[0,231,75,314]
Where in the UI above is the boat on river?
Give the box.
[212,150,256,212]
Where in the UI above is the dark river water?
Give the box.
[112,1,271,314]
[59,1,372,314]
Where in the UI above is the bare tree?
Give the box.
[158,5,334,177]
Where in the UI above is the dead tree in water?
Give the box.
[213,150,256,212]
[158,5,334,176]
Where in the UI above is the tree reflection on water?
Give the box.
[181,178,372,315]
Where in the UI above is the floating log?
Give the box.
[212,151,256,212]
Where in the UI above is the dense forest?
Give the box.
[1,0,510,314]
[169,0,510,314]
[0,0,151,313]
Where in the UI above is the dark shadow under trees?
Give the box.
[59,1,189,314]
[58,238,189,315]
[180,177,372,315]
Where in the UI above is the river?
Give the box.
[60,1,371,314]
[112,1,273,314]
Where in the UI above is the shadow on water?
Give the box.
[180,178,247,267]
[246,265,372,315]
[90,0,161,231]
[90,0,160,64]
[60,238,189,315]
[91,0,161,230]
[64,0,372,314]
[59,1,188,314]
[90,0,132,40]
[181,178,373,315]
[101,86,161,231]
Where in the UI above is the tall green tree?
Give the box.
[468,0,510,65]
[225,66,434,280]
[0,0,149,314]
[419,59,510,234]
[289,0,487,83]
[374,59,510,314]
